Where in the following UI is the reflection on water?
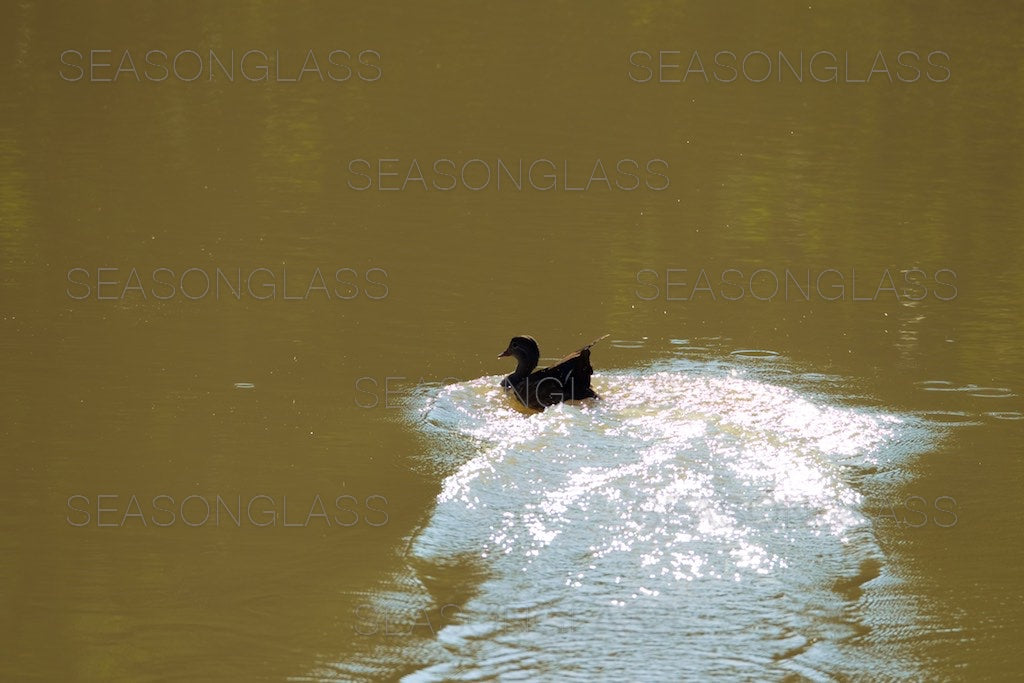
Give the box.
[321,354,940,680]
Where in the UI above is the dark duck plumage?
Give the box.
[498,334,609,411]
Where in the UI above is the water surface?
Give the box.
[2,2,1023,681]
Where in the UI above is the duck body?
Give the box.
[498,334,608,411]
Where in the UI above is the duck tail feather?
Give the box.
[583,333,610,350]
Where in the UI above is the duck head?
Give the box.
[498,335,540,378]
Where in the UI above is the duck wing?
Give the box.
[516,363,585,409]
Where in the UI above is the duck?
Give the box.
[498,334,609,411]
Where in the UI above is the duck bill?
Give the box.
[498,348,512,358]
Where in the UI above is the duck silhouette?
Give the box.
[498,334,609,411]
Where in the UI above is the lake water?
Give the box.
[2,2,1023,681]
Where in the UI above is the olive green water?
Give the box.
[2,2,1023,681]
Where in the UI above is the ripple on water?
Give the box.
[958,385,1015,398]
[730,349,781,359]
[669,339,715,356]
[914,410,984,427]
[916,380,1015,399]
[379,361,936,681]
[916,380,958,392]
[610,338,647,349]
[985,411,1024,421]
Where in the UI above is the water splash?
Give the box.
[389,359,934,680]
[303,358,939,681]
